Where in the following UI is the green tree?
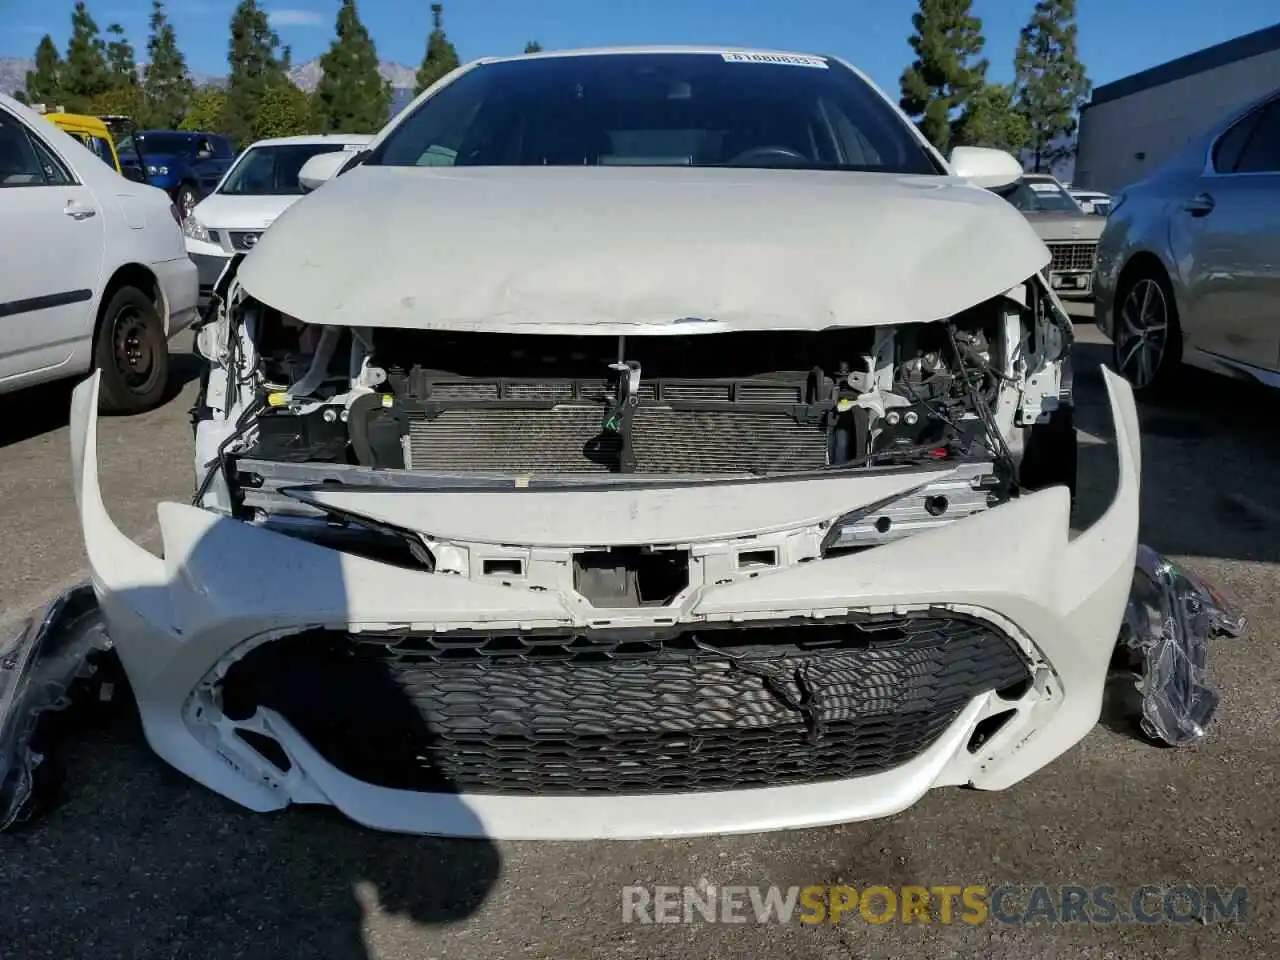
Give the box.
[951,82,1031,155]
[253,81,314,139]
[414,3,459,95]
[62,1,112,111]
[524,41,543,54]
[179,86,227,132]
[144,0,193,129]
[97,23,144,118]
[104,23,137,87]
[314,0,390,133]
[899,0,989,153]
[1014,0,1091,172]
[224,0,290,145]
[24,35,64,108]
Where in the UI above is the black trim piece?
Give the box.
[0,288,92,319]
[1089,23,1280,108]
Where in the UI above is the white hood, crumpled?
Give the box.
[237,164,1050,334]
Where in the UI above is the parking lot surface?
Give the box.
[0,316,1277,959]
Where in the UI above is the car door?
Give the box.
[0,106,104,385]
[1177,96,1280,369]
[191,136,229,196]
[114,133,149,184]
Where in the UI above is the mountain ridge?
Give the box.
[0,55,417,100]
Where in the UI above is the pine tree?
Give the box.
[105,23,137,87]
[62,2,113,111]
[951,83,1031,155]
[899,0,989,153]
[89,24,144,118]
[314,0,390,133]
[524,41,543,54]
[225,0,290,145]
[24,35,64,108]
[1014,0,1091,172]
[144,0,193,129]
[414,3,460,95]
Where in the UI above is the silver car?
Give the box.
[992,174,1105,300]
[1094,88,1280,393]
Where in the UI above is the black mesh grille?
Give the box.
[1046,241,1097,272]
[228,230,262,252]
[221,614,1031,795]
[407,407,828,474]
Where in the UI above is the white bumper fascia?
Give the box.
[70,369,1141,839]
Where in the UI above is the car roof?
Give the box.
[45,113,112,135]
[243,133,375,149]
[478,44,831,65]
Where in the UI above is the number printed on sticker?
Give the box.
[721,52,828,68]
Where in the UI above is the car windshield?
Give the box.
[367,52,940,174]
[220,143,352,195]
[135,132,193,156]
[994,178,1082,213]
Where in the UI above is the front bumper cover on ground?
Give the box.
[2,366,1229,838]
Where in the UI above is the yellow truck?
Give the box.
[32,104,124,174]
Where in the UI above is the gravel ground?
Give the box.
[0,316,1276,959]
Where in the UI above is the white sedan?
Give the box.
[182,134,373,302]
[0,93,198,413]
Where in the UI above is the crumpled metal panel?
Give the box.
[0,585,109,830]
[1120,545,1246,746]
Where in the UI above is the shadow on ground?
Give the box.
[1071,340,1280,565]
[1,700,500,960]
[0,350,204,449]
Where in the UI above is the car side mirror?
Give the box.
[948,146,1024,189]
[121,166,148,184]
[298,151,352,192]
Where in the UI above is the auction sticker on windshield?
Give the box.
[721,52,828,68]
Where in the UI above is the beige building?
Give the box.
[1075,23,1280,192]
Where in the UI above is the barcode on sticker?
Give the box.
[721,52,828,68]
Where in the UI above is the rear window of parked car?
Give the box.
[367,52,941,175]
[220,143,352,195]
[992,178,1082,213]
[0,111,74,186]
[1214,97,1280,174]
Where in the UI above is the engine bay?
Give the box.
[191,267,1074,546]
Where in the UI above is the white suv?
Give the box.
[0,93,198,413]
[183,133,372,303]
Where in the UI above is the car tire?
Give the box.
[1112,263,1183,397]
[175,183,199,221]
[94,286,170,415]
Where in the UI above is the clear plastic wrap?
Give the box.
[0,585,109,830]
[1119,545,1246,747]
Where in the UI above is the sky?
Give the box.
[3,0,1278,95]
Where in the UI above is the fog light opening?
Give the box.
[967,709,1017,754]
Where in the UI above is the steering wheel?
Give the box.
[725,145,810,166]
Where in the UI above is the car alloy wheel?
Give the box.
[1115,277,1169,389]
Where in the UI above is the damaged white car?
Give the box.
[65,47,1147,839]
